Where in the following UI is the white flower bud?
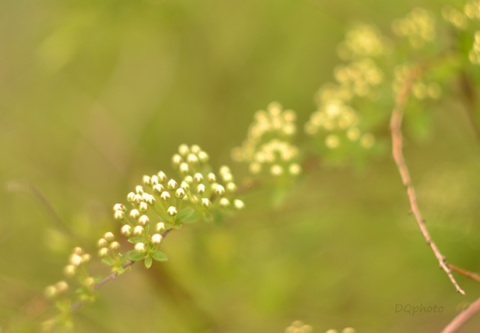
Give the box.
[175,188,186,199]
[138,215,149,226]
[201,198,210,207]
[139,202,149,212]
[214,184,225,196]
[289,163,302,175]
[151,233,163,244]
[153,184,163,193]
[110,241,120,250]
[98,247,109,257]
[187,153,198,163]
[73,247,83,255]
[121,224,132,236]
[226,182,237,192]
[197,184,206,194]
[133,225,144,235]
[114,210,125,220]
[64,265,76,277]
[207,173,216,182]
[135,185,144,194]
[179,162,189,173]
[167,179,178,190]
[270,164,284,176]
[172,154,182,165]
[151,175,159,185]
[113,203,126,211]
[219,197,230,207]
[198,151,209,162]
[127,192,136,202]
[129,209,140,219]
[82,254,91,262]
[142,175,151,185]
[156,222,166,232]
[97,238,108,248]
[190,144,201,153]
[84,277,95,287]
[180,181,190,190]
[104,232,114,241]
[178,144,189,156]
[194,173,204,182]
[219,165,231,175]
[161,191,171,201]
[134,242,146,253]
[158,171,167,182]
[55,281,68,293]
[234,199,245,210]
[167,206,177,216]
[45,285,57,298]
[184,175,193,183]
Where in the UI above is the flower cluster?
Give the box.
[45,247,95,302]
[393,64,441,100]
[333,58,384,97]
[305,96,374,150]
[285,321,313,333]
[469,31,480,64]
[337,23,387,60]
[232,102,302,178]
[392,8,436,48]
[325,328,356,333]
[111,144,245,268]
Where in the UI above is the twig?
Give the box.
[390,63,465,295]
[449,264,480,283]
[70,229,172,312]
[441,297,480,333]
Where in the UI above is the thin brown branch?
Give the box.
[390,63,465,295]
[449,264,480,283]
[441,297,480,333]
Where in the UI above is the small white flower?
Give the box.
[198,151,209,162]
[55,281,68,293]
[178,144,189,156]
[179,162,189,173]
[151,175,159,185]
[135,185,144,194]
[270,164,284,176]
[82,254,91,262]
[153,184,163,193]
[184,175,193,184]
[214,184,225,196]
[187,153,199,163]
[226,182,237,192]
[151,233,163,244]
[139,202,149,212]
[190,145,201,153]
[160,191,171,201]
[127,192,136,202]
[289,163,302,175]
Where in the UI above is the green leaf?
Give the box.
[127,236,144,244]
[150,251,168,261]
[176,207,200,223]
[144,256,153,269]
[126,250,146,261]
[101,257,114,266]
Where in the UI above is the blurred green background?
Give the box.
[1,0,480,332]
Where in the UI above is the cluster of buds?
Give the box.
[469,31,480,64]
[333,58,384,97]
[393,64,441,100]
[285,321,313,333]
[232,102,302,179]
[392,8,436,48]
[337,23,388,60]
[305,91,375,152]
[111,144,245,267]
[45,247,95,301]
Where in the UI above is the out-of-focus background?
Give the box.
[1,0,480,332]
